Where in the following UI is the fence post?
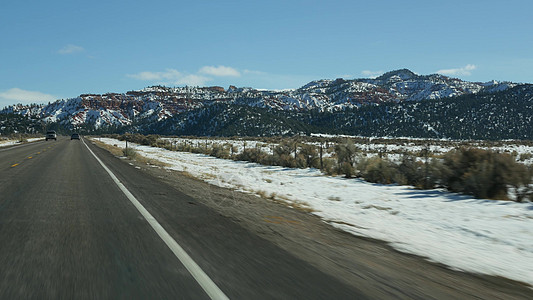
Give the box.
[424,143,430,189]
[320,143,323,169]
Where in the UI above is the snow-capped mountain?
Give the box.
[145,84,533,139]
[0,69,519,130]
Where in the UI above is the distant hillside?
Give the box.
[139,104,322,136]
[298,84,533,140]
[0,113,43,135]
[1,70,531,140]
[134,84,533,139]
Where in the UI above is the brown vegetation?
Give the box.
[102,134,533,202]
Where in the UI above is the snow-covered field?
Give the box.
[162,137,279,155]
[161,136,533,165]
[0,138,43,148]
[96,137,533,286]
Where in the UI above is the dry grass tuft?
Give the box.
[92,140,123,156]
[178,171,196,179]
[256,190,268,198]
[135,155,170,167]
[290,201,317,213]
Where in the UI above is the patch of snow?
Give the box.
[0,140,20,148]
[0,137,43,148]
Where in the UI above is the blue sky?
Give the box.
[1,0,532,107]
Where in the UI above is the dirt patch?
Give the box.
[92,140,123,157]
[92,141,533,299]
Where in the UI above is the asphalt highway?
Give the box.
[0,137,364,299]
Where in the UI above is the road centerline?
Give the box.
[81,139,229,300]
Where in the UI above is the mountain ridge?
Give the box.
[0,69,528,139]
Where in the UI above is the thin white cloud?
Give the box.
[199,65,240,77]
[174,74,211,86]
[361,70,384,78]
[127,69,183,81]
[437,64,477,76]
[244,72,317,90]
[127,66,308,88]
[243,69,267,76]
[0,88,57,105]
[337,74,354,79]
[58,44,84,54]
[127,69,211,86]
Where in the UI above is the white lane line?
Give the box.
[82,139,229,300]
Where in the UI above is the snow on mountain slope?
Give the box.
[0,69,518,129]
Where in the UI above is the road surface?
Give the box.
[0,137,363,299]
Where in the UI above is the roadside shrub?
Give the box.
[177,142,192,152]
[122,147,137,158]
[119,133,159,146]
[259,153,278,166]
[190,145,205,154]
[152,138,170,148]
[338,162,356,178]
[507,163,533,202]
[146,135,160,146]
[359,157,398,184]
[397,155,425,187]
[274,141,294,157]
[426,158,445,188]
[334,140,359,177]
[162,142,174,151]
[295,154,308,169]
[321,158,337,176]
[276,154,297,168]
[299,144,320,169]
[236,148,267,163]
[335,139,358,166]
[210,144,230,159]
[442,148,531,200]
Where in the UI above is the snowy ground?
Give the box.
[96,137,533,286]
[0,138,44,148]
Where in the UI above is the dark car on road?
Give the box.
[71,133,80,140]
[45,130,57,141]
